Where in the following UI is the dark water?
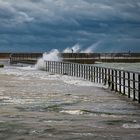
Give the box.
[0,63,140,140]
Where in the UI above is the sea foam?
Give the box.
[35,49,62,70]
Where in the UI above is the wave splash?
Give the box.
[35,49,62,70]
[35,42,100,70]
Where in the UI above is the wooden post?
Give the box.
[66,63,68,75]
[108,69,111,88]
[67,63,69,75]
[51,61,53,72]
[63,62,65,74]
[47,61,49,72]
[50,61,52,72]
[59,62,61,74]
[57,62,59,74]
[99,68,101,83]
[119,71,121,93]
[128,72,130,98]
[79,64,81,77]
[49,61,51,72]
[102,68,104,83]
[81,65,83,78]
[58,62,60,74]
[123,71,125,95]
[48,61,50,72]
[72,63,74,76]
[52,61,53,73]
[133,73,136,101]
[69,63,71,76]
[65,63,67,75]
[74,64,77,77]
[53,61,55,73]
[111,69,114,91]
[104,68,107,85]
[46,61,47,71]
[84,65,86,79]
[73,64,76,76]
[94,67,96,82]
[91,66,93,82]
[85,65,88,80]
[68,63,70,76]
[138,74,140,103]
[55,61,58,73]
[70,63,72,76]
[88,66,91,81]
[61,62,63,74]
[76,64,78,77]
[55,62,57,74]
[97,67,98,83]
[115,70,118,92]
[52,61,54,73]
[48,61,51,72]
[60,62,62,74]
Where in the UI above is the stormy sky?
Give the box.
[0,0,140,52]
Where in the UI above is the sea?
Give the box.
[0,59,140,140]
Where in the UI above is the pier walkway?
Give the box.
[0,64,140,140]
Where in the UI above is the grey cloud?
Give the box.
[0,0,140,52]
[0,0,140,26]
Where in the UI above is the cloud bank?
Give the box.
[0,0,140,52]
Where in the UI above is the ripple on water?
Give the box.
[59,109,133,119]
[15,104,63,112]
[60,110,85,115]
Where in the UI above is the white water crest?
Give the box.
[35,42,101,71]
[35,49,62,70]
[63,41,103,53]
[122,123,140,129]
[60,110,85,115]
[63,43,81,53]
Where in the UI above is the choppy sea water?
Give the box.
[0,60,140,140]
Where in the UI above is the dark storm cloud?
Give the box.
[0,0,140,52]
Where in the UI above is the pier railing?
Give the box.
[45,61,140,103]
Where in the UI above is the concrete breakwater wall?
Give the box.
[9,53,42,64]
[62,53,140,63]
[8,52,140,64]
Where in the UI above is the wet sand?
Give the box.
[0,68,140,140]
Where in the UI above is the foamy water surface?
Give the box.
[0,61,140,140]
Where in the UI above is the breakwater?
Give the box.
[7,52,140,64]
[0,53,11,59]
[45,61,140,104]
[62,53,140,63]
[9,53,42,64]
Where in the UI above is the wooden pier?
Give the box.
[45,61,140,104]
